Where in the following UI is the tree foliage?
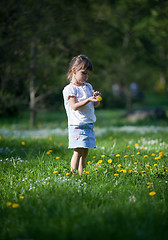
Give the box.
[0,0,168,123]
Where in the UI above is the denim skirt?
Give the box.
[68,123,96,149]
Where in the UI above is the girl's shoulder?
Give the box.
[84,82,94,91]
[63,83,76,91]
[63,83,78,97]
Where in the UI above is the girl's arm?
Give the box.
[68,96,98,111]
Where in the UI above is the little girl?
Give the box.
[63,54,101,175]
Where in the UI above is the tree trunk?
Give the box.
[29,42,36,127]
[121,32,131,110]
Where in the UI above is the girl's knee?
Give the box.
[74,148,88,158]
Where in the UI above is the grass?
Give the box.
[0,130,168,240]
[0,92,168,240]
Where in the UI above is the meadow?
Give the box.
[0,94,168,240]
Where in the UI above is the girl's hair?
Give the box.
[67,54,93,81]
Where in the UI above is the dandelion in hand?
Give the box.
[97,96,102,101]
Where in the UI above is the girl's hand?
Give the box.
[88,96,99,103]
[93,91,101,98]
[93,91,102,101]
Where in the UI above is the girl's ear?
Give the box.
[72,67,76,74]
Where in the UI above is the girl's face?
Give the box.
[73,68,90,85]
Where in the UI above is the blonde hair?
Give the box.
[67,55,93,81]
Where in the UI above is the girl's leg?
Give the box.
[78,148,88,175]
[71,149,80,173]
[71,148,88,175]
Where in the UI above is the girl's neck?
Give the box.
[71,76,84,86]
[71,81,85,86]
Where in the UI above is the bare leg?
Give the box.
[71,148,88,175]
[71,150,80,173]
[78,148,88,175]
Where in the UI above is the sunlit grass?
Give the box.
[0,131,168,240]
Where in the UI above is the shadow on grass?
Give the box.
[1,183,168,240]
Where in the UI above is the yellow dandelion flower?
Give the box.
[47,182,50,185]
[159,152,163,156]
[147,182,152,185]
[97,96,102,101]
[116,154,120,157]
[134,162,137,164]
[85,171,89,174]
[53,171,58,174]
[47,150,52,155]
[49,136,52,141]
[19,196,24,199]
[21,141,25,146]
[136,152,140,155]
[140,170,146,173]
[6,202,12,207]
[127,169,132,173]
[98,160,103,163]
[94,168,98,171]
[134,170,137,173]
[127,145,130,148]
[66,173,70,176]
[124,155,128,158]
[12,203,19,208]
[101,155,105,158]
[154,164,157,167]
[149,191,156,196]
[118,164,122,167]
[122,169,127,173]
[114,173,119,177]
[144,155,148,158]
[152,153,155,156]
[92,156,96,159]
[135,143,139,147]
[140,147,143,150]
[109,136,113,140]
[108,159,112,163]
[147,186,151,188]
[56,157,60,159]
[64,169,68,171]
[131,155,135,157]
[145,165,151,168]
[155,156,161,160]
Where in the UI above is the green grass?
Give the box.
[0,130,168,240]
[0,92,168,239]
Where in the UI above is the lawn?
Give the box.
[0,92,168,240]
[0,127,168,240]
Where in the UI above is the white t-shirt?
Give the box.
[63,82,96,126]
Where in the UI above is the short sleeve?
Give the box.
[86,83,94,94]
[63,84,77,101]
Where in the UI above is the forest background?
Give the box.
[0,0,168,127]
